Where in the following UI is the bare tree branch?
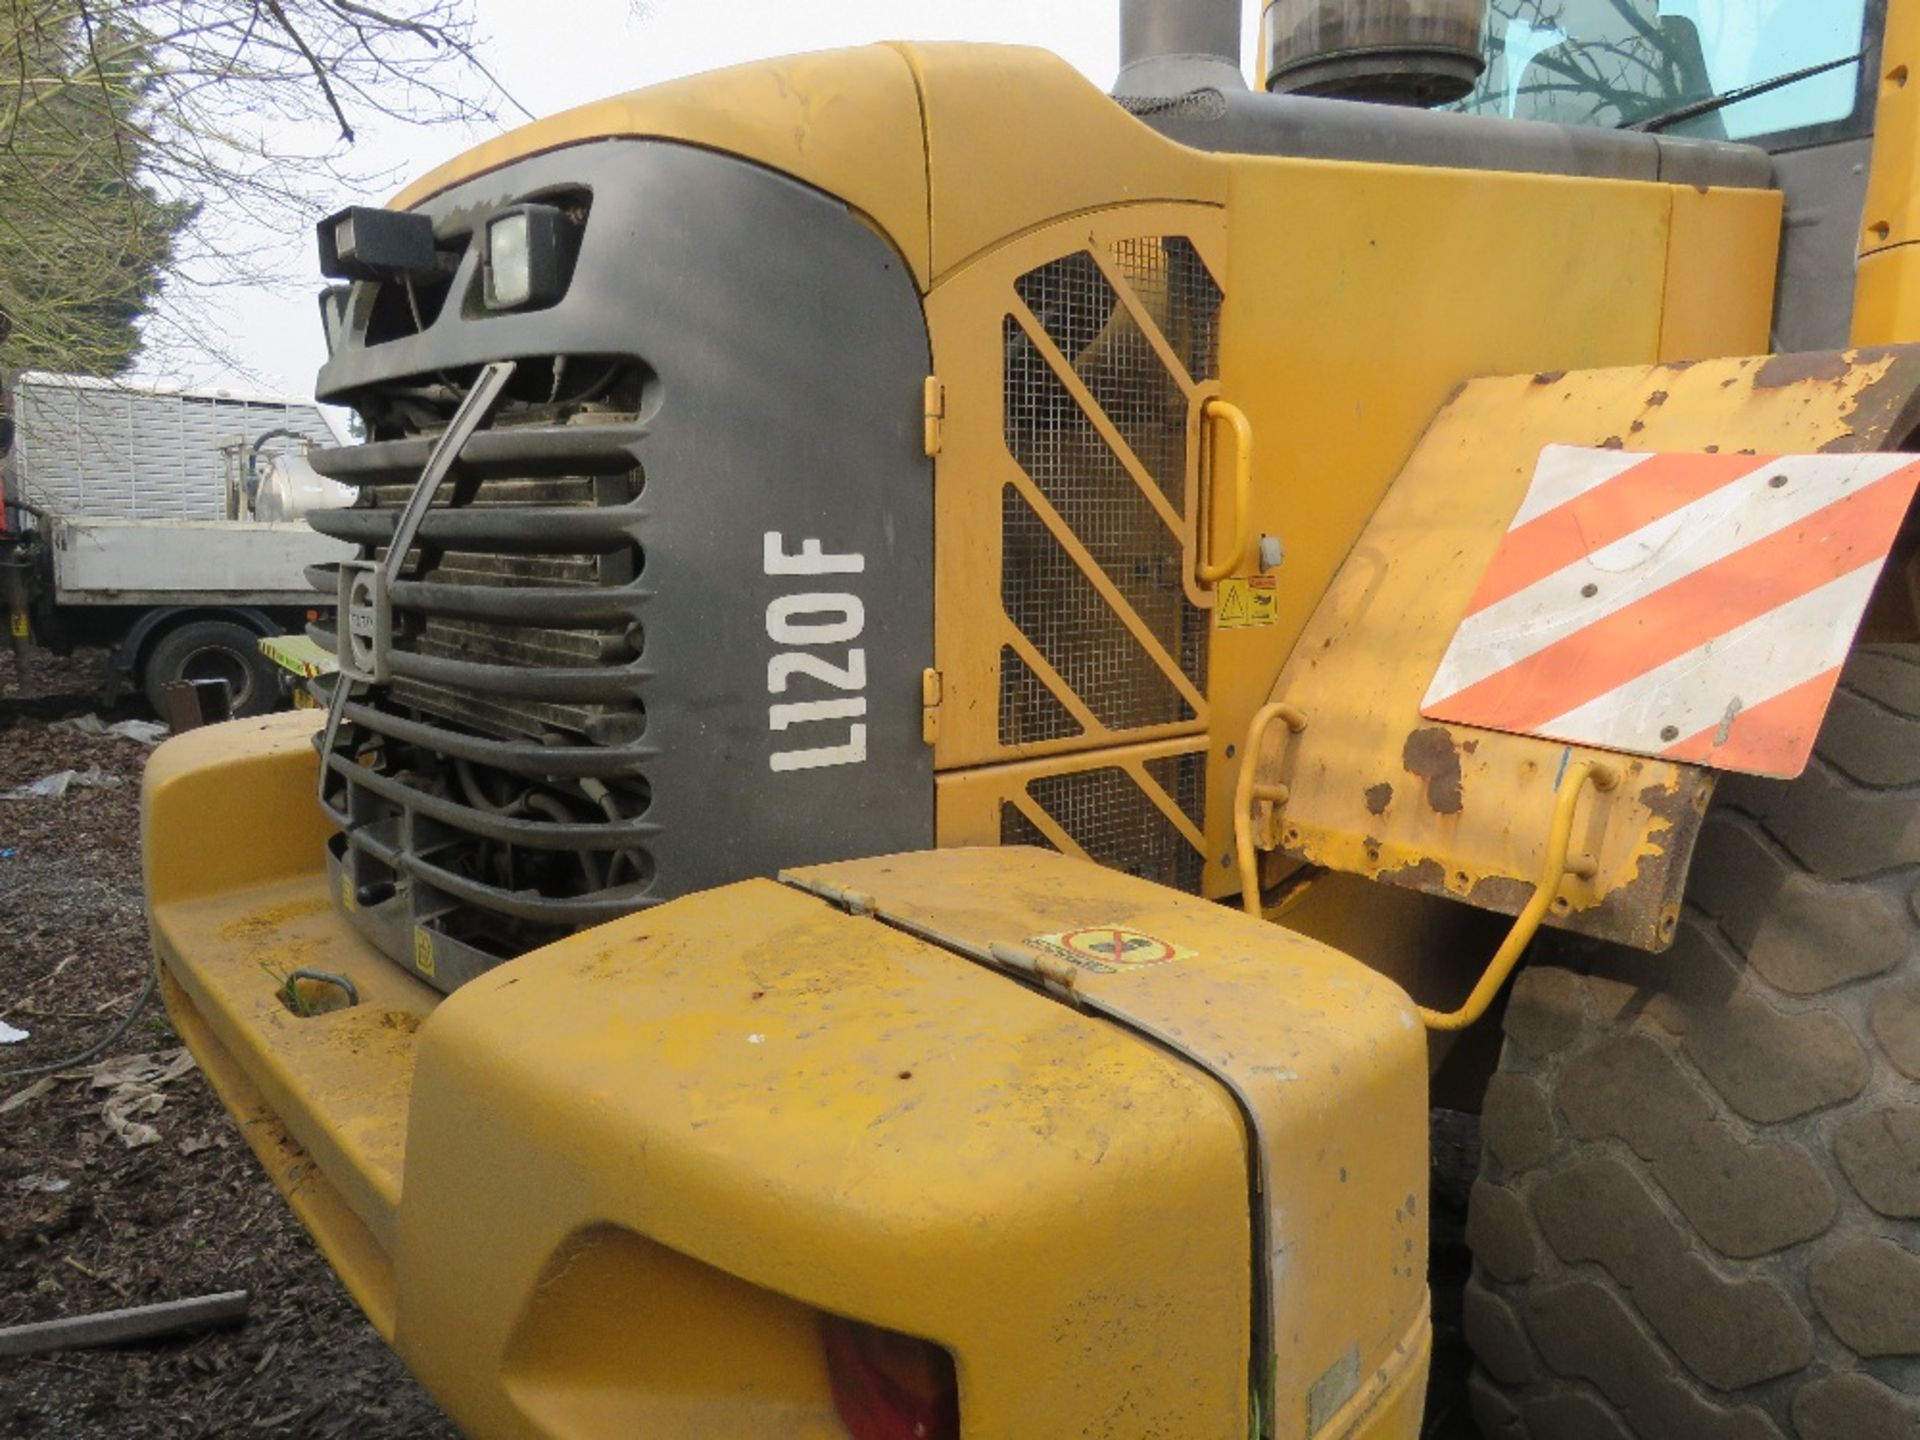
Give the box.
[0,0,521,377]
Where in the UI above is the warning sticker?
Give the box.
[1216,575,1277,629]
[8,612,27,638]
[412,927,436,978]
[1027,926,1195,974]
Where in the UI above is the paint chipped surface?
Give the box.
[1401,728,1464,815]
[1245,347,1906,951]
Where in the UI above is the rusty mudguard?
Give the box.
[1247,346,1920,951]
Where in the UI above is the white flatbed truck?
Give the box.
[1,373,351,714]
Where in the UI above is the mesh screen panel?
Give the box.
[1023,765,1205,892]
[999,237,1220,748]
[1143,750,1208,830]
[999,645,1081,744]
[1110,237,1223,391]
[1001,483,1190,733]
[999,802,1057,852]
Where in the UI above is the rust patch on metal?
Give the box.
[1365,782,1394,816]
[1755,350,1851,389]
[1584,777,1709,953]
[1646,390,1669,407]
[1532,370,1566,386]
[1601,435,1624,450]
[1822,347,1920,453]
[1401,728,1464,815]
[1466,873,1532,914]
[1379,856,1447,891]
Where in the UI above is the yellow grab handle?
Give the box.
[1234,700,1309,916]
[1418,759,1620,1032]
[1197,398,1254,584]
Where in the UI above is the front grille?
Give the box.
[306,394,657,986]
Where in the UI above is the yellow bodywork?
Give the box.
[143,30,1862,1439]
[147,716,1427,1439]
[1857,0,1920,345]
[385,40,1782,917]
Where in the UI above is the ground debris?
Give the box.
[1,650,459,1438]
[3,767,124,801]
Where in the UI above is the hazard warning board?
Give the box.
[1027,926,1196,974]
[1217,574,1277,629]
[1423,445,1920,778]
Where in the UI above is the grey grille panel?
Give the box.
[300,139,937,992]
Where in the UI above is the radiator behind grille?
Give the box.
[305,407,657,987]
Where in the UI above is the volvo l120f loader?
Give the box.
[143,1,1920,1436]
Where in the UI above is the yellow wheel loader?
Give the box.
[143,2,1920,1436]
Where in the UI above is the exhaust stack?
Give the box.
[1114,0,1246,100]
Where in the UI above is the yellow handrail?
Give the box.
[1417,759,1620,1032]
[1233,700,1309,916]
[1198,398,1254,584]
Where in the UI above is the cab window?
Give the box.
[1454,0,1876,150]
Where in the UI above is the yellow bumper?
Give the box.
[145,715,1428,1440]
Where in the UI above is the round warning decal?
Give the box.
[1027,926,1194,974]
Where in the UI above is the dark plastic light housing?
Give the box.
[317,206,437,282]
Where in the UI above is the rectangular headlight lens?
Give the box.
[485,211,533,309]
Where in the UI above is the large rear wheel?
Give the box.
[1467,644,1920,1438]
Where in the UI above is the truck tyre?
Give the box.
[142,618,280,720]
[1465,643,1920,1440]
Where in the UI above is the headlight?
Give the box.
[483,203,573,311]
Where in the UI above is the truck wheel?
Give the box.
[142,619,280,720]
[1465,643,1920,1440]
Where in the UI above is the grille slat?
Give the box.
[387,578,648,627]
[312,622,647,702]
[325,752,659,851]
[311,502,643,553]
[308,420,645,482]
[330,691,652,778]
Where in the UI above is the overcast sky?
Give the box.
[164,0,1260,400]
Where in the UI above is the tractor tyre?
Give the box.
[1465,643,1920,1440]
[142,618,279,720]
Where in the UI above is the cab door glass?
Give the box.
[1456,1,1872,145]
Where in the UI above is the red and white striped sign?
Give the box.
[1422,445,1920,778]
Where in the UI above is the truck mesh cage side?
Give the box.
[999,236,1220,749]
[306,396,656,971]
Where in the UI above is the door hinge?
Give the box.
[922,376,946,458]
[921,666,943,745]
